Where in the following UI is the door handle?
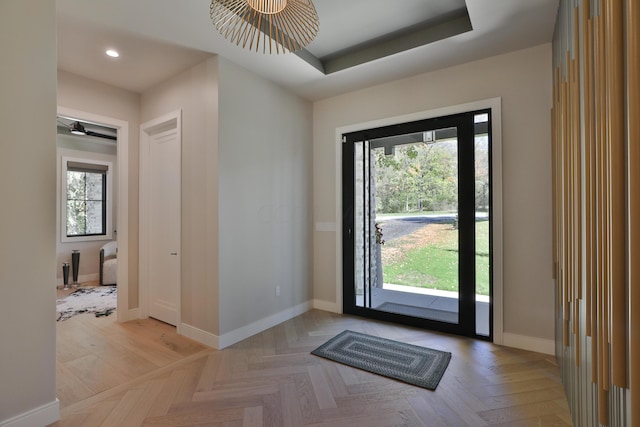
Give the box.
[170,252,178,256]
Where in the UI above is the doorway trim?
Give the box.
[139,110,182,326]
[334,98,504,344]
[57,106,131,322]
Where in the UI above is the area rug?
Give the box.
[56,286,117,321]
[311,330,451,390]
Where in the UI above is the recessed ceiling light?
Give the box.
[105,49,120,58]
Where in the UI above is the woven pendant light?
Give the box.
[210,0,319,54]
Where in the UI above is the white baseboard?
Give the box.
[179,322,219,349]
[312,299,340,313]
[117,308,140,323]
[56,273,99,287]
[305,302,554,356]
[127,308,140,321]
[178,302,314,350]
[502,332,555,355]
[0,399,59,427]
[216,301,313,350]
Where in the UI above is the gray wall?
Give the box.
[0,0,58,424]
[141,56,221,335]
[217,57,313,336]
[141,56,313,343]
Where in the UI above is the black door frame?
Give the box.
[342,110,493,340]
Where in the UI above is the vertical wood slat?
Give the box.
[600,0,612,394]
[572,6,582,304]
[594,11,603,387]
[562,76,570,348]
[585,15,599,383]
[601,0,611,396]
[551,64,561,320]
[553,65,563,322]
[570,5,582,365]
[628,0,640,423]
[565,50,571,316]
[567,47,572,313]
[569,53,576,352]
[553,65,562,320]
[567,50,574,314]
[557,62,563,319]
[571,8,582,359]
[582,4,594,339]
[590,10,600,387]
[594,12,610,425]
[604,0,627,390]
[603,0,615,415]
[567,53,574,335]
[552,96,558,290]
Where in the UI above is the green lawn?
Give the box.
[382,220,490,296]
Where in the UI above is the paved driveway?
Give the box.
[376,214,456,242]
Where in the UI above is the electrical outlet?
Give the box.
[275,286,281,296]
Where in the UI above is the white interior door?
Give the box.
[147,126,180,326]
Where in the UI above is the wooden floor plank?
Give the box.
[73,399,120,427]
[145,369,189,418]
[242,406,264,427]
[307,365,337,410]
[279,381,304,427]
[99,387,148,426]
[478,399,569,425]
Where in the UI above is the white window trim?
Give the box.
[61,155,113,243]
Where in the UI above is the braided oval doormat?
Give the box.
[311,330,451,390]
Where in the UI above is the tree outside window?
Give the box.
[64,160,109,239]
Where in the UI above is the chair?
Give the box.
[100,241,117,285]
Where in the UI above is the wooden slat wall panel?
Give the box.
[552,0,632,425]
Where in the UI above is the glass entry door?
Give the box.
[342,111,492,339]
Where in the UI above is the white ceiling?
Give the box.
[57,0,559,101]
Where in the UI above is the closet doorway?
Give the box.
[139,111,181,327]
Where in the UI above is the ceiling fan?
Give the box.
[57,118,117,141]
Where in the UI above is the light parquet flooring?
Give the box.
[51,309,573,427]
[55,309,209,409]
